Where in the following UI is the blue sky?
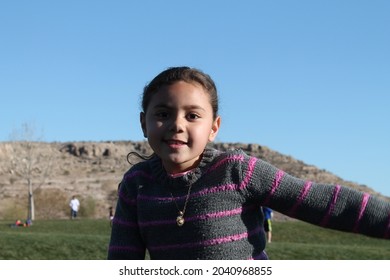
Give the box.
[1,1,389,197]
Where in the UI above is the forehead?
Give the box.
[148,81,211,109]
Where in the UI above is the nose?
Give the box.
[168,114,185,133]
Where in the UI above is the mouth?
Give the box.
[164,139,187,148]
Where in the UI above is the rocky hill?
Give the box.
[0,141,387,220]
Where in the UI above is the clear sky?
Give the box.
[1,1,389,197]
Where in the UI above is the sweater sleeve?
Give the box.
[246,155,390,239]
[107,177,146,260]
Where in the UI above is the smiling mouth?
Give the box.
[164,139,187,147]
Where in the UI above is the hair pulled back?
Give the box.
[141,66,219,120]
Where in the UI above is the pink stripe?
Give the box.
[118,190,137,205]
[189,206,250,221]
[138,155,256,203]
[271,170,284,194]
[239,157,257,189]
[195,183,240,196]
[138,183,240,202]
[150,226,262,251]
[263,170,285,205]
[139,218,176,227]
[138,157,258,203]
[204,154,245,174]
[137,194,174,202]
[109,245,144,253]
[112,217,138,227]
[289,181,312,216]
[124,170,155,182]
[139,206,255,227]
[353,193,370,233]
[321,185,341,227]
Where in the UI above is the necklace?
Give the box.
[170,184,193,227]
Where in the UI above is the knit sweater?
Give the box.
[108,148,390,260]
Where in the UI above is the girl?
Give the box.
[108,66,390,260]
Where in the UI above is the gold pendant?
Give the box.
[176,211,185,226]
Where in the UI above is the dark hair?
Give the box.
[142,66,219,120]
[127,151,154,165]
[128,67,219,165]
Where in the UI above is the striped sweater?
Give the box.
[108,148,390,259]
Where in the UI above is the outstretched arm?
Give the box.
[248,156,390,239]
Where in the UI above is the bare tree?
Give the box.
[8,123,52,221]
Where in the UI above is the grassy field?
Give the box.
[268,221,390,259]
[0,219,389,260]
[0,219,111,260]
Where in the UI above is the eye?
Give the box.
[154,111,169,119]
[187,113,200,121]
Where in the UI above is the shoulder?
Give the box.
[211,147,254,165]
[121,159,155,183]
[117,160,155,197]
[207,146,250,158]
[204,147,255,177]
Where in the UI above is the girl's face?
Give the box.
[141,81,221,174]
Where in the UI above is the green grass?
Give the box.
[0,219,111,260]
[266,221,390,259]
[0,219,388,260]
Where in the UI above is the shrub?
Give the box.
[78,196,96,218]
[0,199,27,220]
[34,188,68,219]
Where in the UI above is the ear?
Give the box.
[140,112,147,138]
[208,116,221,142]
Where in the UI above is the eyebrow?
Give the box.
[152,103,206,112]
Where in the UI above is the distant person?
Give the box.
[11,219,31,227]
[11,220,24,227]
[262,207,273,243]
[25,218,32,227]
[69,195,80,219]
[108,66,390,260]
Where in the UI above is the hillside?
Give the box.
[0,141,387,220]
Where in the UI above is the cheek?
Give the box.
[190,125,213,141]
[145,118,163,133]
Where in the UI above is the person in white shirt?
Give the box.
[69,196,80,219]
